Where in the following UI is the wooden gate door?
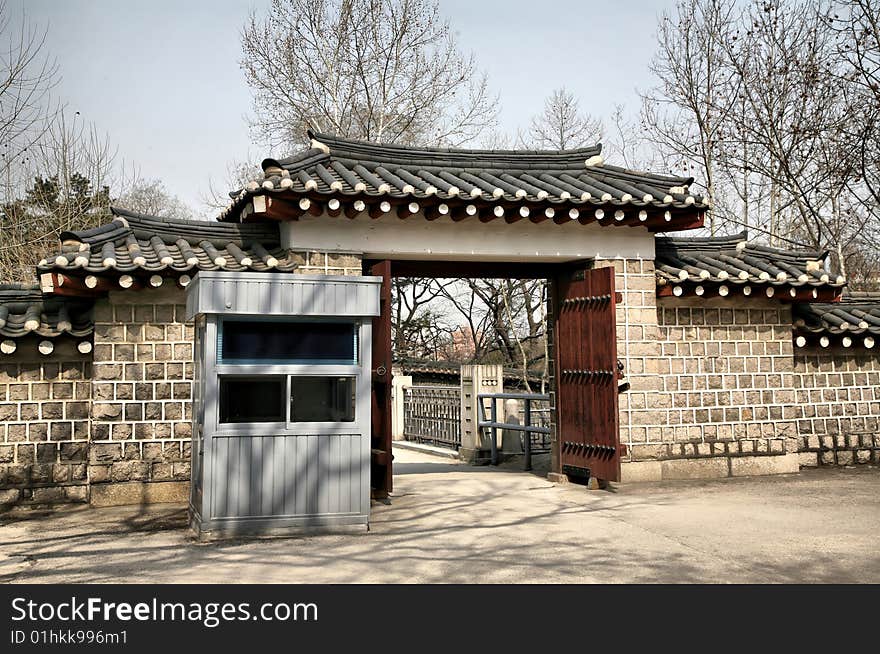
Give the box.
[553,265,621,482]
[366,260,393,498]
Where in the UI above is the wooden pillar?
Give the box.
[366,259,393,498]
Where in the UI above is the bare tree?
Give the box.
[240,0,498,149]
[528,87,603,150]
[0,0,58,201]
[0,111,116,281]
[641,0,880,283]
[115,177,194,220]
[603,104,660,171]
[641,0,740,233]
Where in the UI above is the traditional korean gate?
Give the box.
[553,265,621,482]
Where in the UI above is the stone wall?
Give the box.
[793,349,880,467]
[286,250,363,276]
[611,258,800,481]
[0,339,91,505]
[88,286,193,505]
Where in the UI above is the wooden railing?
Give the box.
[403,385,462,450]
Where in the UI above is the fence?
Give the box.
[403,385,462,450]
[477,392,552,470]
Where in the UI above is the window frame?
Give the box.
[211,317,365,437]
[216,316,359,366]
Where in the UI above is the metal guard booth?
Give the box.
[185,271,381,537]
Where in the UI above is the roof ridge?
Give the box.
[656,231,748,249]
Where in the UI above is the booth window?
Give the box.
[219,320,357,364]
[290,377,355,422]
[219,377,285,423]
[218,376,356,424]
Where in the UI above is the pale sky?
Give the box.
[12,0,673,218]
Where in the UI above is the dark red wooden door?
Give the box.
[366,260,393,498]
[554,265,621,482]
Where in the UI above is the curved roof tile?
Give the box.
[794,292,880,336]
[40,207,300,275]
[655,232,845,294]
[220,130,706,221]
[0,284,93,339]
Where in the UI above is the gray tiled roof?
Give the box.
[38,207,300,275]
[655,232,846,297]
[794,292,880,337]
[219,130,706,222]
[0,284,93,339]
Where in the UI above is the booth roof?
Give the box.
[655,231,846,299]
[218,130,707,223]
[38,207,300,276]
[0,283,93,339]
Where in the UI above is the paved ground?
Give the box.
[2,447,879,583]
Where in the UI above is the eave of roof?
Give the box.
[218,130,707,229]
[793,291,880,349]
[37,207,301,292]
[0,284,94,352]
[655,231,845,302]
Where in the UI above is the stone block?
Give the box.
[731,454,800,477]
[93,383,114,400]
[27,422,48,441]
[0,404,17,421]
[797,452,819,467]
[66,401,89,419]
[124,403,143,421]
[114,344,135,361]
[50,422,73,440]
[52,463,70,483]
[4,464,30,485]
[0,445,13,463]
[821,451,836,465]
[89,464,110,483]
[629,444,665,461]
[143,443,164,460]
[837,451,854,465]
[172,382,191,399]
[59,442,86,461]
[151,462,174,480]
[31,384,50,401]
[32,487,65,503]
[620,461,662,482]
[154,423,172,438]
[94,363,123,380]
[36,443,56,463]
[89,480,188,506]
[0,488,21,504]
[856,450,871,464]
[116,383,134,400]
[30,463,53,483]
[92,403,123,420]
[16,444,35,464]
[90,443,121,464]
[173,423,192,438]
[19,403,39,420]
[64,485,88,502]
[660,457,729,480]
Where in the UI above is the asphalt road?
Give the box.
[2,447,878,583]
